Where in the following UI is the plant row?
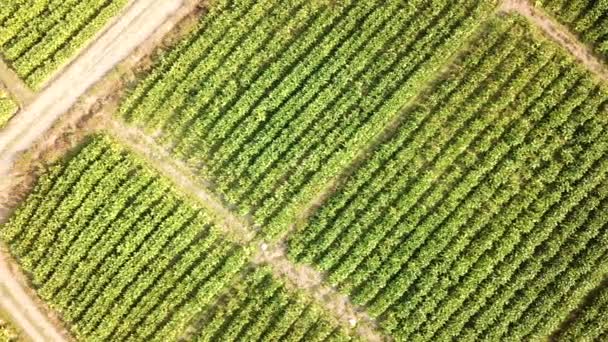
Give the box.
[551,281,608,341]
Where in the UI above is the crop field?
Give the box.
[192,268,355,342]
[0,0,128,88]
[0,137,249,341]
[1,0,608,341]
[536,0,608,59]
[1,136,357,341]
[119,0,499,237]
[0,84,17,127]
[287,15,608,341]
[0,136,357,342]
[0,317,23,341]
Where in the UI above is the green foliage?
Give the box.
[287,14,608,341]
[552,282,608,341]
[190,267,356,342]
[0,318,23,342]
[0,0,128,89]
[537,0,608,59]
[0,136,248,341]
[0,88,17,127]
[118,0,499,239]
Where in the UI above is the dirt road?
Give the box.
[0,0,184,175]
[0,250,67,342]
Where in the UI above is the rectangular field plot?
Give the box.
[1,136,248,341]
[537,0,608,60]
[119,0,499,237]
[0,0,128,88]
[287,14,608,341]
[189,268,356,342]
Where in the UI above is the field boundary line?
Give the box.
[251,242,387,341]
[106,116,389,340]
[106,118,255,244]
[501,0,608,82]
[0,59,35,106]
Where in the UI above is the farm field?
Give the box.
[0,0,129,88]
[191,268,356,342]
[119,0,499,237]
[1,137,248,341]
[0,84,17,127]
[536,0,608,60]
[287,14,608,341]
[0,136,357,342]
[0,0,607,341]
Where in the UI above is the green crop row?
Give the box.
[287,14,608,341]
[536,0,608,60]
[0,0,128,89]
[118,0,499,239]
[0,136,248,341]
[190,267,356,342]
[0,86,18,127]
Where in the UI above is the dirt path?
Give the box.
[0,0,184,175]
[106,119,255,245]
[0,59,34,106]
[105,117,387,340]
[501,0,608,82]
[0,250,68,342]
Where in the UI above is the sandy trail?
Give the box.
[0,0,184,175]
[0,251,67,342]
[501,0,608,82]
